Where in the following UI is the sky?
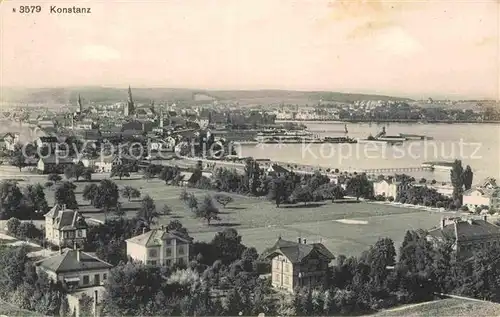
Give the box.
[1,0,499,99]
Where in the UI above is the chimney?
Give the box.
[303,238,307,244]
[77,249,81,262]
[297,237,302,244]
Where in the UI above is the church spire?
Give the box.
[125,85,135,116]
[77,94,82,113]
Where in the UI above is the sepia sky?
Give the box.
[1,0,499,99]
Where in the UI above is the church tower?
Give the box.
[125,85,135,116]
[77,94,83,113]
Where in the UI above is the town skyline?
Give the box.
[1,0,499,100]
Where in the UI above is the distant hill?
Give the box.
[0,87,412,106]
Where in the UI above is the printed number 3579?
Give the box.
[19,6,42,13]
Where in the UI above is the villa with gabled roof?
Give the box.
[126,226,193,267]
[262,237,335,293]
[45,204,88,248]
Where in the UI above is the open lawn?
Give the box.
[1,171,463,257]
[39,175,458,257]
[370,298,500,317]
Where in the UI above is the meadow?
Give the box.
[0,168,462,257]
[34,173,455,257]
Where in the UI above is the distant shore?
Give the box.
[276,119,500,124]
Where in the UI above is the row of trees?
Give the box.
[0,181,48,219]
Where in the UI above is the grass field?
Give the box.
[371,298,500,317]
[1,170,463,257]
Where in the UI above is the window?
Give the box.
[83,275,89,285]
[177,258,184,265]
[103,273,107,280]
[178,246,184,255]
[165,248,172,257]
[151,260,157,266]
[77,230,82,238]
[149,249,158,257]
[165,259,172,266]
[165,239,172,245]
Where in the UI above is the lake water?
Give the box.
[238,122,500,184]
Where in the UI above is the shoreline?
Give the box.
[276,119,500,124]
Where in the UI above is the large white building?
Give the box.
[126,227,193,267]
[463,178,500,211]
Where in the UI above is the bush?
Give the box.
[399,197,407,204]
[387,196,395,202]
[44,181,54,188]
[436,201,444,208]
[6,217,21,235]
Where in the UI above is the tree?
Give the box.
[94,179,119,221]
[54,181,78,209]
[110,163,131,180]
[23,184,49,214]
[450,160,464,205]
[186,193,198,212]
[195,195,220,225]
[64,165,76,181]
[0,180,23,219]
[121,186,141,201]
[6,217,21,235]
[166,220,190,239]
[47,173,62,183]
[211,228,246,264]
[160,204,172,215]
[345,174,372,200]
[9,147,25,172]
[82,183,99,205]
[103,262,164,316]
[137,195,159,227]
[113,202,125,218]
[82,167,93,181]
[462,165,474,190]
[213,193,233,208]
[291,185,314,205]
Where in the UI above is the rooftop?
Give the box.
[36,249,112,274]
[126,228,193,247]
[262,238,335,263]
[428,218,500,242]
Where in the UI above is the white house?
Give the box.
[126,227,193,267]
[463,178,500,211]
[373,179,399,199]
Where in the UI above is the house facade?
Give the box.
[262,237,334,293]
[373,180,399,198]
[45,205,88,247]
[1,132,20,151]
[126,227,193,267]
[463,178,500,210]
[426,216,500,259]
[35,249,112,292]
[37,157,75,174]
